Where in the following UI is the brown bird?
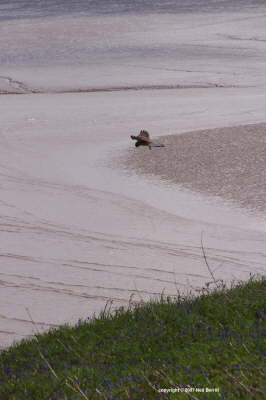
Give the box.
[130,130,165,150]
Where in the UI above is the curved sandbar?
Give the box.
[123,123,266,214]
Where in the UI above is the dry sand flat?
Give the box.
[123,123,266,214]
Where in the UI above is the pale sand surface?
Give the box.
[1,92,266,349]
[1,3,266,348]
[123,123,266,214]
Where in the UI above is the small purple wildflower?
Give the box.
[256,311,265,319]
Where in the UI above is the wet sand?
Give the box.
[123,123,266,214]
[1,91,266,349]
[1,3,266,349]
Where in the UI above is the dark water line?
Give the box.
[0,83,240,95]
[0,0,264,21]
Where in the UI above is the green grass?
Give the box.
[0,277,265,399]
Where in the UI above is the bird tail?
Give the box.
[149,143,165,147]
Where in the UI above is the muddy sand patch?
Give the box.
[120,123,266,214]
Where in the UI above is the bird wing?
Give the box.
[137,136,151,143]
[139,130,150,138]
[130,130,152,143]
[137,130,151,142]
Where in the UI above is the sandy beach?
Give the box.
[122,123,266,214]
[1,1,266,348]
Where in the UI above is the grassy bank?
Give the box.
[0,277,265,400]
